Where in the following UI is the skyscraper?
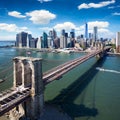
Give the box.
[16,32,28,48]
[85,23,88,39]
[29,38,38,48]
[48,30,53,48]
[61,29,65,36]
[116,32,120,53]
[52,29,57,39]
[89,33,92,39]
[54,37,60,49]
[48,29,57,48]
[60,29,67,48]
[93,26,98,41]
[42,32,48,48]
[70,29,75,39]
[60,36,67,48]
[27,34,32,48]
[37,37,42,49]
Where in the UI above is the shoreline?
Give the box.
[12,47,88,53]
[1,46,120,55]
[0,45,15,48]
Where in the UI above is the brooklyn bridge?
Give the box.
[0,45,111,120]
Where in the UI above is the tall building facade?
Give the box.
[54,37,60,48]
[60,36,67,48]
[89,33,92,39]
[116,32,120,53]
[61,29,65,36]
[48,30,54,48]
[27,34,32,48]
[52,29,57,39]
[29,38,38,48]
[69,29,75,48]
[16,32,28,48]
[37,37,42,49]
[85,23,88,39]
[48,29,57,48]
[93,26,98,41]
[60,29,68,48]
[42,32,48,48]
[70,29,75,39]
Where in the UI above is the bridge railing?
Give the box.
[0,88,30,116]
[43,50,100,77]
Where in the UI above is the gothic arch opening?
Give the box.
[16,61,22,86]
[24,61,32,88]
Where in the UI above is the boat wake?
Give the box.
[96,67,120,74]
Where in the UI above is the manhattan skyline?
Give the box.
[0,0,120,40]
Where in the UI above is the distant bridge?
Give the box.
[0,46,111,120]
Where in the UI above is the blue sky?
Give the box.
[0,0,120,40]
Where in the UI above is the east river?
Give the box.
[0,47,120,120]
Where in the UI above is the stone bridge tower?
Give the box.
[9,57,44,120]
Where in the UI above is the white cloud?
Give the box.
[78,0,115,10]
[112,12,120,15]
[0,35,16,40]
[88,21,109,29]
[26,10,56,24]
[53,22,76,32]
[98,28,115,38]
[18,27,32,34]
[38,0,52,3]
[8,11,26,18]
[0,23,30,33]
[19,27,28,31]
[78,3,90,9]
[0,23,31,40]
[0,23,18,32]
[98,28,110,33]
[39,27,52,32]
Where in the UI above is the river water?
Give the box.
[0,46,120,120]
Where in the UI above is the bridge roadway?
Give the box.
[43,49,103,84]
[0,87,30,116]
[0,47,109,116]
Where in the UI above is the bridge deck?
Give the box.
[0,88,30,116]
[43,49,103,84]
